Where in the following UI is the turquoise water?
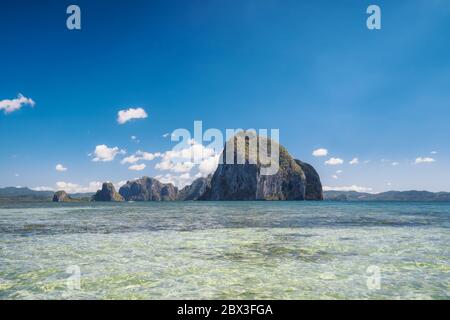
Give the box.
[0,201,449,299]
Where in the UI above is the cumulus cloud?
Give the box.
[92,144,125,162]
[128,163,146,171]
[0,94,35,114]
[155,141,218,176]
[415,157,435,164]
[323,185,373,193]
[155,173,194,188]
[121,150,161,166]
[114,180,128,190]
[198,154,220,175]
[312,148,328,157]
[55,164,68,172]
[55,181,102,193]
[117,107,148,124]
[349,158,359,165]
[172,162,195,173]
[152,141,220,187]
[32,186,54,191]
[136,150,161,161]
[121,155,141,164]
[155,160,193,173]
[325,157,344,165]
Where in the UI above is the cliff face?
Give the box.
[294,160,323,200]
[205,132,310,200]
[91,183,124,202]
[119,177,178,201]
[178,175,211,201]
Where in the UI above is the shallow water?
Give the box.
[0,201,449,299]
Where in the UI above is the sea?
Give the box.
[0,201,449,299]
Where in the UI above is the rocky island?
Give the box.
[91,182,124,202]
[52,191,79,202]
[200,134,323,200]
[72,133,323,202]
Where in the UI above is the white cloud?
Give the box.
[32,186,54,191]
[129,163,146,171]
[114,180,128,190]
[430,151,437,154]
[117,107,148,124]
[121,155,141,164]
[172,162,195,173]
[154,173,194,188]
[312,148,328,157]
[325,157,344,165]
[55,164,68,172]
[0,94,35,114]
[323,185,373,193]
[415,157,435,164]
[155,160,194,173]
[131,135,137,140]
[392,162,399,166]
[55,181,102,193]
[136,150,160,161]
[152,141,220,186]
[336,170,343,174]
[92,144,125,162]
[332,175,338,180]
[121,150,161,165]
[349,158,359,165]
[198,154,220,175]
[155,141,218,176]
[154,159,174,171]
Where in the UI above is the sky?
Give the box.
[1,0,450,193]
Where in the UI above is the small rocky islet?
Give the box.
[52,190,80,202]
[53,133,323,202]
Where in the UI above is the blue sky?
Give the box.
[1,0,449,193]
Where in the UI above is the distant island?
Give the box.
[1,133,449,203]
[1,186,449,203]
[323,190,450,202]
[66,133,325,202]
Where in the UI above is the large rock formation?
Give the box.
[204,132,321,200]
[294,160,323,200]
[85,133,322,202]
[178,175,212,200]
[119,177,178,201]
[91,183,124,202]
[52,190,77,202]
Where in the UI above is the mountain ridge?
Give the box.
[2,187,450,202]
[324,190,450,201]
